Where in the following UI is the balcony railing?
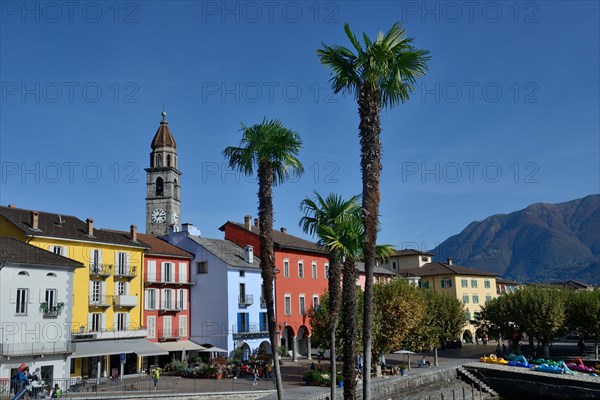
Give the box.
[115,265,137,278]
[88,295,113,307]
[232,322,268,338]
[239,294,254,306]
[113,295,137,307]
[157,301,184,313]
[0,340,74,356]
[157,327,186,341]
[90,264,112,277]
[71,326,147,341]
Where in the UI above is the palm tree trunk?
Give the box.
[342,259,358,399]
[359,82,382,400]
[328,257,341,400]
[258,162,284,399]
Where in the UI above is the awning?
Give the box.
[198,346,228,353]
[73,339,168,358]
[155,340,206,352]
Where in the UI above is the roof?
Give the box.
[187,236,261,270]
[401,262,498,278]
[530,280,595,290]
[0,237,84,268]
[355,262,397,276]
[151,112,177,149]
[496,277,520,286]
[220,221,326,255]
[393,249,434,257]
[136,233,193,259]
[0,206,146,249]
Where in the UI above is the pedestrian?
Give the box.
[252,367,258,386]
[152,367,160,390]
[502,343,507,355]
[577,337,585,356]
[496,343,502,356]
[51,383,62,398]
[267,363,273,379]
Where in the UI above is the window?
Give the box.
[116,313,127,331]
[471,279,478,288]
[163,316,172,338]
[462,294,469,304]
[165,289,175,309]
[237,312,249,333]
[239,270,245,277]
[472,294,479,304]
[163,262,173,282]
[239,283,246,304]
[178,262,187,283]
[156,177,164,196]
[312,295,319,308]
[147,316,156,339]
[485,294,492,302]
[91,249,101,269]
[465,311,471,321]
[420,281,430,289]
[441,279,452,288]
[484,280,491,289]
[324,264,329,279]
[45,289,57,308]
[311,262,317,279]
[145,289,157,310]
[461,279,468,288]
[259,312,268,332]
[91,281,101,303]
[421,256,429,262]
[179,315,187,337]
[91,313,101,332]
[50,245,65,256]
[284,295,291,315]
[392,261,397,270]
[474,312,481,320]
[283,260,289,277]
[178,290,186,309]
[197,262,208,274]
[117,252,128,275]
[117,282,126,295]
[16,288,28,315]
[299,295,306,315]
[298,261,304,278]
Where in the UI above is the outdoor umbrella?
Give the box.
[392,350,416,371]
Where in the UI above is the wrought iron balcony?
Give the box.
[157,327,185,341]
[157,301,184,313]
[90,264,112,277]
[238,294,254,306]
[232,322,269,339]
[88,295,113,308]
[0,340,74,357]
[40,301,65,318]
[114,264,137,278]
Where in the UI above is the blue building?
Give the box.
[166,224,271,356]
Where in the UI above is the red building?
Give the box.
[137,233,202,368]
[220,216,329,360]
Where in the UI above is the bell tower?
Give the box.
[145,111,181,236]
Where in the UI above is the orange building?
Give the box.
[220,216,329,361]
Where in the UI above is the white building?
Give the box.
[0,237,83,381]
[166,224,271,356]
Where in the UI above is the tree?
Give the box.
[566,289,600,359]
[318,22,430,400]
[299,192,360,400]
[223,118,303,399]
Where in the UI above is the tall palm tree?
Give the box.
[223,118,303,399]
[299,192,361,400]
[317,22,430,400]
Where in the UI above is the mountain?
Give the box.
[431,195,600,284]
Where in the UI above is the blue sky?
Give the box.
[1,1,599,250]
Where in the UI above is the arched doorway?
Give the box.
[258,340,272,355]
[297,325,310,357]
[462,329,473,344]
[280,326,295,358]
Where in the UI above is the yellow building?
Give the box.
[395,255,498,342]
[0,205,167,378]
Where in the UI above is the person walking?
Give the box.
[152,368,160,390]
[252,367,258,386]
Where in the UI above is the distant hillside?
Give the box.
[432,195,600,284]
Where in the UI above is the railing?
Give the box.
[115,265,137,278]
[90,264,112,277]
[0,340,73,356]
[113,295,137,307]
[145,274,189,284]
[71,326,147,340]
[157,327,186,340]
[238,294,254,306]
[158,301,184,312]
[232,322,268,337]
[89,295,113,307]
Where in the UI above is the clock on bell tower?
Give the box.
[145,111,181,236]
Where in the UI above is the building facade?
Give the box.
[220,216,330,361]
[0,237,83,381]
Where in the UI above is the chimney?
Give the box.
[244,245,254,264]
[86,218,94,236]
[31,211,39,230]
[244,215,252,230]
[280,227,286,234]
[447,257,453,265]
[130,224,137,241]
[254,218,259,227]
[8,204,16,208]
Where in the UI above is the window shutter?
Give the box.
[87,313,93,331]
[161,263,166,282]
[237,313,242,333]
[161,289,166,309]
[172,290,176,308]
[144,290,149,309]
[259,312,264,330]
[148,261,156,282]
[126,282,130,295]
[183,290,188,310]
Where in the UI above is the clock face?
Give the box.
[151,208,166,223]
[172,213,179,224]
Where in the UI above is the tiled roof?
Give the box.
[401,262,498,277]
[496,278,520,285]
[220,221,326,255]
[151,114,176,149]
[393,249,434,256]
[136,233,193,258]
[187,235,261,270]
[355,261,397,276]
[0,206,147,249]
[0,236,83,268]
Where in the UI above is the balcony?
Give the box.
[157,301,183,314]
[113,295,137,308]
[114,264,137,279]
[90,264,112,278]
[40,302,65,318]
[71,326,147,341]
[157,328,185,341]
[0,340,74,357]
[88,295,113,308]
[239,294,254,307]
[144,274,192,286]
[232,322,268,340]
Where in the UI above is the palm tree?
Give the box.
[317,22,430,400]
[299,192,361,400]
[223,118,303,399]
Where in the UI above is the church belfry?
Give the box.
[145,111,181,236]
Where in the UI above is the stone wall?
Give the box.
[67,391,273,400]
[356,368,458,400]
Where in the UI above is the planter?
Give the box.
[215,373,222,380]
